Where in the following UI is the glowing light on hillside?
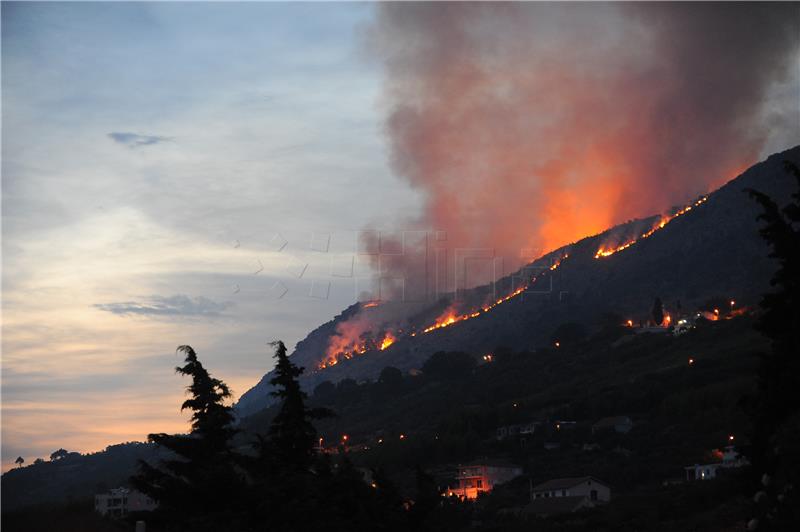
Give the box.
[626,319,634,327]
[688,357,695,365]
[483,354,493,362]
[594,196,707,259]
[379,333,396,350]
[318,253,569,370]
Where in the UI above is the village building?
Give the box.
[531,476,611,504]
[496,421,539,441]
[684,445,748,481]
[94,487,157,517]
[448,460,523,499]
[592,416,633,434]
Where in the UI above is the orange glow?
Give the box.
[379,332,396,351]
[594,196,707,259]
[555,341,560,348]
[363,301,380,308]
[399,433,405,440]
[688,357,695,365]
[626,319,633,327]
[318,253,569,370]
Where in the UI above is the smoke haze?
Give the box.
[364,1,800,298]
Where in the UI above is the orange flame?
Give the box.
[317,253,569,370]
[379,332,396,350]
[594,196,707,259]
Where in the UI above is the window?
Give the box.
[561,490,566,496]
[477,479,483,489]
[590,489,598,501]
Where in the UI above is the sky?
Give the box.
[1,2,421,471]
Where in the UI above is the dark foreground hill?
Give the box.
[237,146,800,416]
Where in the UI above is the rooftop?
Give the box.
[533,476,605,492]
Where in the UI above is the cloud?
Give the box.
[108,131,171,147]
[93,294,233,317]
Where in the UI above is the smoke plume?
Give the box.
[364,2,799,299]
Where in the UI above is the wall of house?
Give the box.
[567,479,610,502]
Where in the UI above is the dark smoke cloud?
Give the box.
[364,1,799,300]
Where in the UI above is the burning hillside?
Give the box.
[236,146,800,418]
[594,196,708,259]
[312,193,710,373]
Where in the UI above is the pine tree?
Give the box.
[131,345,241,530]
[745,161,800,530]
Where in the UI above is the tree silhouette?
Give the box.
[652,297,664,326]
[242,341,334,530]
[267,340,332,470]
[15,456,24,468]
[49,449,68,461]
[745,161,800,530]
[131,345,242,531]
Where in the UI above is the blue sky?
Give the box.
[1,1,420,470]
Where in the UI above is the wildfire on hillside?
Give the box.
[594,196,707,259]
[316,253,570,370]
[315,192,710,372]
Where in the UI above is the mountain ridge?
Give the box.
[236,146,800,417]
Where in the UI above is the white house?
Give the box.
[685,445,748,481]
[684,463,724,481]
[531,476,611,504]
[95,487,157,517]
[496,421,539,440]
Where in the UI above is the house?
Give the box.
[531,476,610,504]
[524,495,595,517]
[684,463,723,481]
[592,416,633,434]
[447,460,523,499]
[496,421,539,441]
[95,487,157,517]
[685,445,748,481]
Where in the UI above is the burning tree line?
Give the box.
[131,342,468,532]
[320,191,709,372]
